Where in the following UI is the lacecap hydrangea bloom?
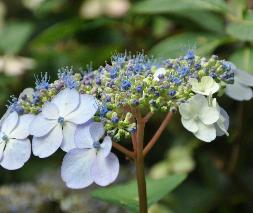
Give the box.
[0,51,238,189]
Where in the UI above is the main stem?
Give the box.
[135,116,148,213]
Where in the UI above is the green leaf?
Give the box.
[229,47,253,74]
[175,10,224,33]
[132,0,227,14]
[92,174,187,213]
[0,22,34,54]
[31,19,84,47]
[151,32,229,58]
[226,20,253,41]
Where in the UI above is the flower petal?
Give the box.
[98,136,112,158]
[0,108,11,129]
[0,141,6,161]
[52,88,79,117]
[42,102,59,120]
[1,112,18,135]
[32,125,63,158]
[30,114,57,137]
[61,148,96,189]
[90,122,105,142]
[0,139,31,170]
[65,94,98,124]
[74,123,94,149]
[91,153,119,186]
[215,107,229,136]
[61,122,77,152]
[235,68,253,87]
[9,114,35,139]
[199,105,219,125]
[225,82,253,101]
[181,118,198,133]
[194,123,216,142]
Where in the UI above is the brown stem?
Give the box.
[135,111,148,213]
[131,133,137,155]
[112,142,135,159]
[143,112,173,157]
[143,112,154,123]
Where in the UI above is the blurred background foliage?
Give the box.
[0,0,253,212]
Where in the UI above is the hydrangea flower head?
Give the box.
[0,111,34,170]
[29,88,98,158]
[61,122,119,189]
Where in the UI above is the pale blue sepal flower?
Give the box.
[61,122,119,189]
[30,88,98,158]
[0,111,34,170]
[179,94,224,142]
[225,63,253,101]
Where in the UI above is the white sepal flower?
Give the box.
[30,88,98,158]
[179,94,229,142]
[61,122,119,189]
[189,76,220,96]
[0,111,34,170]
[225,63,253,101]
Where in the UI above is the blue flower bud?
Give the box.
[121,80,131,90]
[136,85,143,93]
[112,116,119,124]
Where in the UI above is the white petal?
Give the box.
[9,114,35,139]
[74,123,94,149]
[0,139,31,170]
[194,123,216,142]
[225,82,253,101]
[89,122,105,142]
[0,141,6,161]
[32,125,63,158]
[91,153,119,186]
[235,68,253,87]
[98,136,112,158]
[0,108,11,129]
[215,107,229,136]
[1,112,18,135]
[181,118,198,133]
[61,148,96,189]
[65,94,98,124]
[52,88,80,117]
[42,102,59,120]
[30,114,57,137]
[199,105,219,125]
[61,122,77,152]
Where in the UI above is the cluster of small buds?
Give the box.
[7,51,233,141]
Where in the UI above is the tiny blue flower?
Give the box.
[184,50,195,60]
[100,105,109,117]
[35,73,50,91]
[136,85,143,93]
[112,116,119,124]
[168,90,176,96]
[194,64,201,70]
[121,80,131,90]
[171,76,181,85]
[58,68,79,89]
